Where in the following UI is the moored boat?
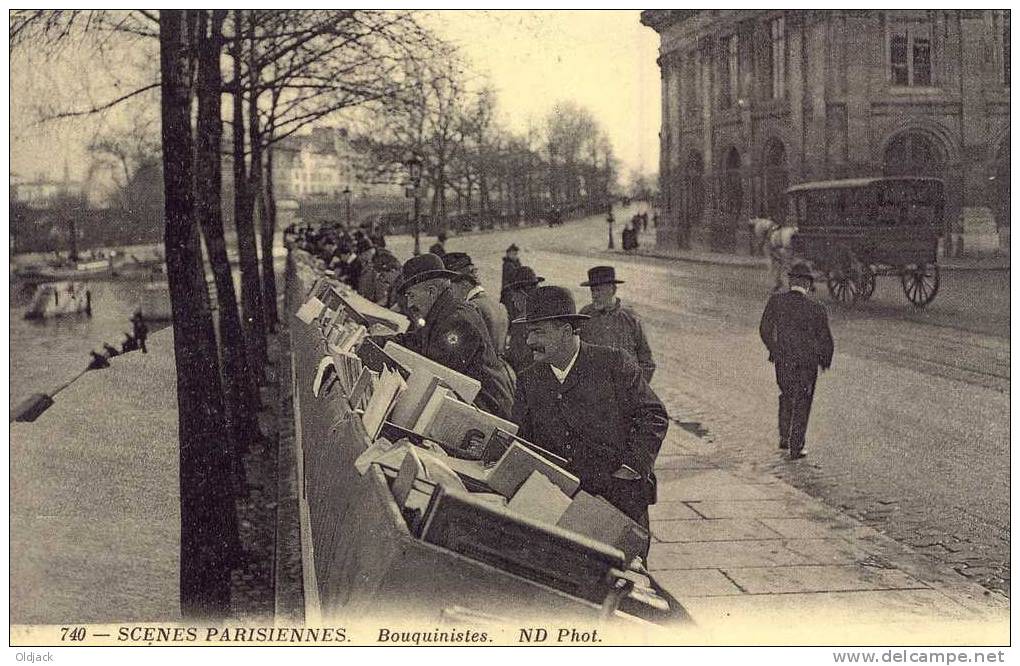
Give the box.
[24,281,92,319]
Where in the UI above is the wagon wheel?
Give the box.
[857,265,876,302]
[825,248,865,307]
[901,263,940,307]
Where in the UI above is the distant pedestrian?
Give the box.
[579,266,655,382]
[350,236,375,296]
[501,243,521,294]
[132,311,149,353]
[758,262,834,461]
[370,247,403,306]
[428,231,448,257]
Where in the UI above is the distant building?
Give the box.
[641,10,1010,254]
[271,126,402,204]
[11,172,83,208]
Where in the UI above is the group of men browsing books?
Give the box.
[389,250,666,542]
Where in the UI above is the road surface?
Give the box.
[385,206,1011,596]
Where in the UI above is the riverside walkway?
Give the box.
[11,328,181,624]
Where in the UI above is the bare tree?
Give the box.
[160,8,239,618]
[196,9,261,472]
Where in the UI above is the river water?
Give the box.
[8,279,172,412]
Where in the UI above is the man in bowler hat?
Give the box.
[579,266,656,382]
[395,253,514,419]
[759,262,834,460]
[511,286,669,537]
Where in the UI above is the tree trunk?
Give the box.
[247,10,272,342]
[261,145,279,330]
[232,9,267,381]
[196,8,260,472]
[160,9,238,619]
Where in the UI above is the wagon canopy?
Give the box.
[785,176,944,229]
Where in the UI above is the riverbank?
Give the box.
[10,323,283,626]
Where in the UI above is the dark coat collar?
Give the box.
[535,340,593,394]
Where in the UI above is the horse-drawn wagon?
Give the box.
[786,176,944,307]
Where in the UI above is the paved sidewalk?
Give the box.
[622,244,1010,272]
[648,425,1009,644]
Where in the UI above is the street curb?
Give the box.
[622,248,1011,272]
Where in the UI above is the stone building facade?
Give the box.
[641,10,1010,254]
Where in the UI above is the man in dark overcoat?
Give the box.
[758,261,834,460]
[395,253,514,419]
[511,286,669,534]
[428,231,448,257]
[442,251,509,356]
[501,265,544,375]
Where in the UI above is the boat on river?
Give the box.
[24,281,92,319]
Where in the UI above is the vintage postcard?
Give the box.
[7,7,1011,658]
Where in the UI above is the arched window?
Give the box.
[883,131,944,178]
[762,139,788,222]
[992,134,1010,229]
[683,151,705,227]
[721,147,742,215]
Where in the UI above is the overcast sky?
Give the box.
[9,10,662,183]
[430,10,662,178]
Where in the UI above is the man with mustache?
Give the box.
[394,253,514,419]
[510,286,669,537]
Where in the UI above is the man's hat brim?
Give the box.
[395,268,460,294]
[511,312,590,325]
[580,278,625,286]
[503,276,545,291]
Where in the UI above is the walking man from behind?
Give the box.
[758,262,834,460]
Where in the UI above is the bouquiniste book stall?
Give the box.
[287,250,688,631]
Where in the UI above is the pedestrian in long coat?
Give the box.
[501,243,521,294]
[511,286,669,534]
[395,254,514,419]
[758,262,834,460]
[578,266,656,382]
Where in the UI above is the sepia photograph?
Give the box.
[6,7,1012,656]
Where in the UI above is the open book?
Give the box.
[383,341,481,404]
[361,366,407,441]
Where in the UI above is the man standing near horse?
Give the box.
[750,217,798,293]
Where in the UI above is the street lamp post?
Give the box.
[606,206,615,250]
[342,186,352,227]
[405,153,423,255]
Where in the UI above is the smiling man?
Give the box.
[510,286,668,536]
